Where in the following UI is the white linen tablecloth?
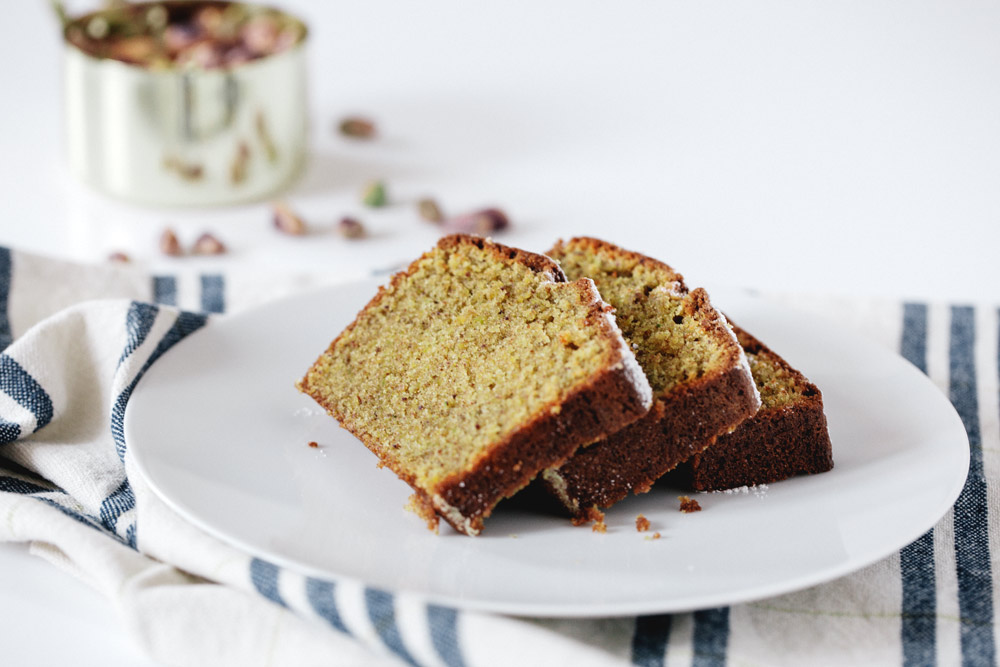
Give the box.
[0,246,995,666]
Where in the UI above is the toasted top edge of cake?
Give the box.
[297,234,652,494]
[731,323,822,411]
[548,237,748,397]
[550,236,685,286]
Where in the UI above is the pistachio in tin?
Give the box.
[273,25,301,52]
[108,35,159,65]
[63,1,305,70]
[241,14,281,55]
[162,23,201,55]
[86,16,110,40]
[145,4,168,31]
[193,4,226,37]
[175,41,224,68]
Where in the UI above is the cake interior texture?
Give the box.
[541,237,760,518]
[549,240,732,396]
[671,323,834,491]
[297,234,651,535]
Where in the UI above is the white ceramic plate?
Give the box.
[125,278,969,617]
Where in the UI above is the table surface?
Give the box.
[4,1,1000,664]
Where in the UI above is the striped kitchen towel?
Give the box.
[0,246,996,666]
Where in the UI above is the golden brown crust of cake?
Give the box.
[298,234,652,535]
[540,238,761,517]
[549,236,685,285]
[546,236,684,284]
[671,324,833,491]
[438,233,569,281]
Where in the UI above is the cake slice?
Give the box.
[670,323,833,491]
[540,237,761,521]
[297,235,653,536]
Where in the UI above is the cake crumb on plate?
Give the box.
[679,496,702,513]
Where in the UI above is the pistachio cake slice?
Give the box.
[541,237,761,521]
[669,322,833,491]
[297,234,652,536]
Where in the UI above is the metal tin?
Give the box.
[63,2,308,206]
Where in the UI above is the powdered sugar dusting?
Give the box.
[715,484,769,498]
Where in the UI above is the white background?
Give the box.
[2,0,999,664]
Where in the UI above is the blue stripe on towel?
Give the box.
[152,276,177,306]
[0,417,20,444]
[0,247,11,350]
[250,558,287,607]
[200,274,225,314]
[902,303,929,374]
[365,588,419,667]
[692,607,729,667]
[899,303,937,666]
[0,475,120,539]
[950,306,996,666]
[631,614,672,666]
[98,478,135,540]
[38,497,108,534]
[105,307,206,549]
[118,302,159,366]
[0,354,53,432]
[305,577,351,635]
[110,307,207,461]
[427,604,466,667]
[0,475,53,495]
